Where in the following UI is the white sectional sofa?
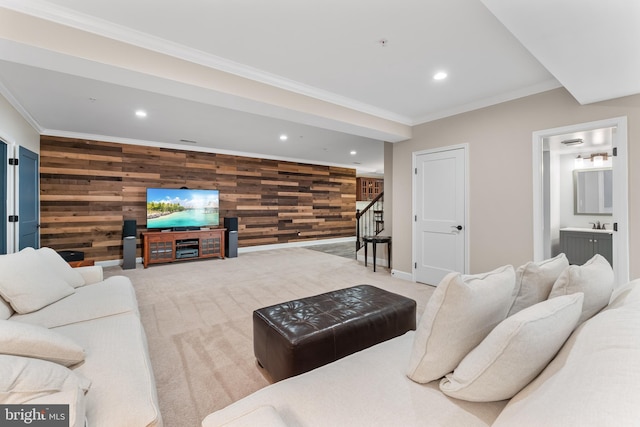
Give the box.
[0,247,161,427]
[203,253,640,426]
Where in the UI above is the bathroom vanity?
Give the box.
[560,228,612,266]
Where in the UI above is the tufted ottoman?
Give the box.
[253,284,416,382]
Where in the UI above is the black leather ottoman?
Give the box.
[253,284,416,382]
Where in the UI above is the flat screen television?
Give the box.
[146,188,220,230]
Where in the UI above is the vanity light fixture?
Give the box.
[592,153,606,167]
[574,155,585,169]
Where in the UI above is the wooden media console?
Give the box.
[142,229,226,268]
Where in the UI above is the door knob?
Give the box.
[452,225,463,231]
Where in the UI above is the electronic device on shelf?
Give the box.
[176,248,199,259]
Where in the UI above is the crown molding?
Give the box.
[0,77,43,134]
[1,0,413,126]
[412,78,562,126]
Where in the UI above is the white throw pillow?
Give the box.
[0,319,85,366]
[0,354,90,427]
[440,293,583,402]
[0,247,75,314]
[507,253,569,316]
[549,254,614,323]
[493,303,640,427]
[406,265,515,383]
[37,247,86,288]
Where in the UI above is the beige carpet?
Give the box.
[104,247,435,427]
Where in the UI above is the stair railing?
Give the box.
[355,191,384,255]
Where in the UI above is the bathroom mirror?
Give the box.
[574,168,613,215]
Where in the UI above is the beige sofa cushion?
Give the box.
[211,405,288,427]
[0,319,85,366]
[0,297,13,320]
[607,278,640,309]
[493,299,640,427]
[53,313,161,427]
[0,247,75,313]
[549,254,614,323]
[507,253,568,316]
[406,265,515,383]
[37,247,86,288]
[74,265,104,286]
[10,276,139,328]
[203,332,507,427]
[0,355,89,427]
[440,293,583,402]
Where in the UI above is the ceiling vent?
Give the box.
[561,138,584,146]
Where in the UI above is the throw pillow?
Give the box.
[0,319,85,366]
[507,253,569,316]
[493,301,640,426]
[0,247,75,314]
[0,354,90,427]
[607,278,640,310]
[549,254,614,323]
[439,293,583,402]
[406,265,515,384]
[37,247,85,288]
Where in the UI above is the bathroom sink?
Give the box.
[560,227,613,234]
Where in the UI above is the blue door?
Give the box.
[18,146,39,249]
[0,142,6,254]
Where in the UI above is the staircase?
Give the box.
[356,191,384,254]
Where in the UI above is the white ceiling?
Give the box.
[0,0,637,174]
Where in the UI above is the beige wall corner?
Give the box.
[0,93,39,152]
[393,88,640,280]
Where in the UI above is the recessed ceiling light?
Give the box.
[135,110,147,118]
[350,150,357,155]
[433,71,448,81]
[279,134,288,141]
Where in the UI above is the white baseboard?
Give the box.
[97,257,143,268]
[238,236,355,254]
[99,238,357,268]
[391,269,413,281]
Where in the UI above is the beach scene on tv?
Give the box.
[146,188,220,229]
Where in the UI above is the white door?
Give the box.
[414,147,466,285]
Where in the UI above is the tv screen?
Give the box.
[146,188,220,229]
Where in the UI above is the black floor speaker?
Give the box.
[122,219,137,269]
[224,217,238,258]
[224,217,238,232]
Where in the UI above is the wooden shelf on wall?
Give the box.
[356,177,383,201]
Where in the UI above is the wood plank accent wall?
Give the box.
[40,136,356,261]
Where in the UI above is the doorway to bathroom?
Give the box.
[532,117,629,284]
